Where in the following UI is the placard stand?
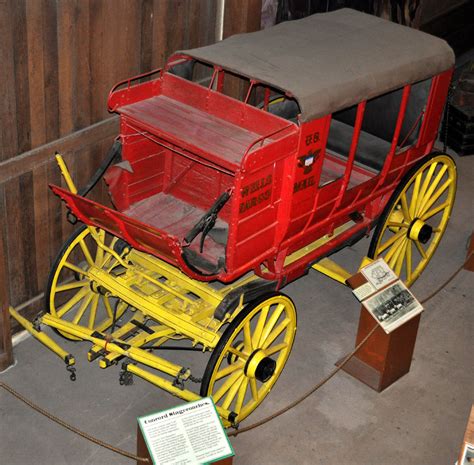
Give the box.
[464,231,474,271]
[337,307,421,392]
[137,425,234,465]
[337,259,421,392]
[457,405,474,464]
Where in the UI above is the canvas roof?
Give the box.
[180,9,454,121]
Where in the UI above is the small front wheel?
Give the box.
[201,292,297,423]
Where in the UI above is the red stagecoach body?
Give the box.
[52,8,455,288]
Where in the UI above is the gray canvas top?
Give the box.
[179,9,454,121]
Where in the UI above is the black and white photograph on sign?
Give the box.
[363,281,423,333]
[461,443,474,464]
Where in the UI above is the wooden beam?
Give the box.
[222,0,262,100]
[223,0,261,38]
[0,116,119,185]
[0,227,13,372]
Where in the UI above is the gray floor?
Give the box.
[1,156,473,463]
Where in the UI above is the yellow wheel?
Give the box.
[369,153,456,286]
[46,224,128,340]
[201,292,297,423]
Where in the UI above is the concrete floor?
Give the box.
[1,105,473,464]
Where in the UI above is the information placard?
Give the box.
[348,258,423,334]
[138,398,234,465]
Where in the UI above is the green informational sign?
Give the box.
[138,397,234,465]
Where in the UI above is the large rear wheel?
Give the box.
[368,153,456,286]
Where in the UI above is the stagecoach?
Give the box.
[11,9,456,425]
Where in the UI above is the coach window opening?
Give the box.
[321,83,422,190]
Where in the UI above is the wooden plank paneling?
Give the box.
[75,0,92,129]
[223,0,262,99]
[43,0,60,142]
[0,0,261,337]
[57,0,75,136]
[26,0,47,148]
[12,0,31,155]
[0,0,19,161]
[223,0,262,38]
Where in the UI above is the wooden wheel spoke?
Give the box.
[103,295,114,318]
[259,304,285,347]
[400,193,410,221]
[222,374,244,410]
[243,321,253,352]
[394,239,408,277]
[252,305,269,349]
[405,240,412,283]
[228,346,248,361]
[386,221,409,229]
[409,172,422,218]
[78,240,94,267]
[378,229,406,254]
[384,234,405,264]
[417,165,448,215]
[416,162,437,215]
[215,361,244,381]
[56,287,89,317]
[54,280,88,292]
[235,378,249,414]
[419,179,453,218]
[63,261,89,277]
[213,370,244,403]
[414,240,427,260]
[262,319,290,350]
[249,378,259,401]
[387,237,406,269]
[421,200,450,221]
[72,293,94,324]
[264,342,288,357]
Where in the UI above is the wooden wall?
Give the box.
[0,0,261,335]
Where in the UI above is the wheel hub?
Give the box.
[408,219,433,244]
[244,349,276,382]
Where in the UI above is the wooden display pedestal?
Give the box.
[464,231,474,271]
[137,425,234,465]
[457,405,474,464]
[338,306,421,392]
